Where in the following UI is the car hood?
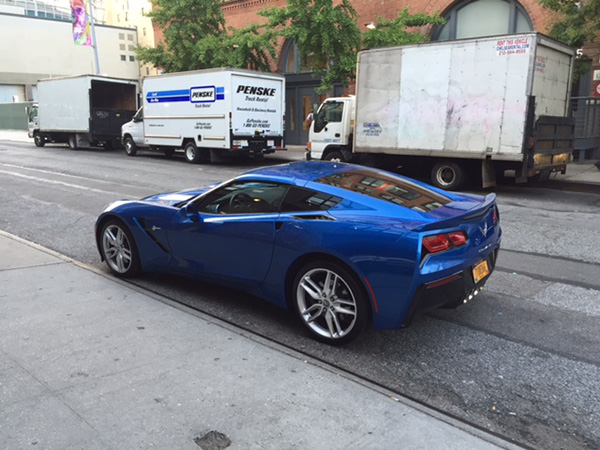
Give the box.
[141,184,219,206]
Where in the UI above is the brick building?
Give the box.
[216,0,559,145]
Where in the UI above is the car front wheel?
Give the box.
[100,219,141,277]
[292,261,369,344]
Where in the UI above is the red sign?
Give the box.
[594,81,600,97]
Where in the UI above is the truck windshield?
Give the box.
[313,101,344,133]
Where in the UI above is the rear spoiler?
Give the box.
[413,193,496,232]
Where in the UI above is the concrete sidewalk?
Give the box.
[0,230,521,450]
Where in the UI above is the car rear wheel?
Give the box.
[100,220,141,277]
[124,137,137,156]
[292,261,368,345]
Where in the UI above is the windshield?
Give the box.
[313,101,344,133]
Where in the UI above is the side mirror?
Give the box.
[181,204,202,223]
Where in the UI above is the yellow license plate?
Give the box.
[472,260,489,284]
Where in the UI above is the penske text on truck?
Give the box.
[307,33,575,189]
[28,75,139,149]
[121,68,285,163]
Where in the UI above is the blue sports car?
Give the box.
[95,161,501,344]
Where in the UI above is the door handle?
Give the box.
[275,221,283,230]
[335,133,340,137]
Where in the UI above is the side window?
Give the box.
[313,101,344,133]
[196,181,288,215]
[280,186,342,212]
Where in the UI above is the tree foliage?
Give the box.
[538,0,600,49]
[362,9,445,49]
[537,0,600,79]
[137,0,445,91]
[259,0,361,92]
[136,0,276,73]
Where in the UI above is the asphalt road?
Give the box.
[1,140,599,449]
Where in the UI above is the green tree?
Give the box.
[137,0,444,92]
[362,9,446,49]
[259,0,361,92]
[537,0,598,78]
[136,0,276,73]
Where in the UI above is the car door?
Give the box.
[167,181,288,285]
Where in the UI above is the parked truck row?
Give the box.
[28,33,575,189]
[307,33,575,189]
[28,69,287,163]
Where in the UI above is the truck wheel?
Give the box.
[184,142,209,164]
[34,133,45,147]
[324,151,344,162]
[124,137,137,156]
[68,135,78,150]
[184,142,199,163]
[431,161,465,190]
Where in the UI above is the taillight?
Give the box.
[423,234,450,253]
[422,231,467,255]
[448,231,467,246]
[492,206,499,225]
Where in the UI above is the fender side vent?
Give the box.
[135,218,170,254]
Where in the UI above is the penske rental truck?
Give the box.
[28,75,139,149]
[121,68,286,162]
[307,33,575,189]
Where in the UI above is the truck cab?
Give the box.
[307,96,355,161]
[121,107,146,155]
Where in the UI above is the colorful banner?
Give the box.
[71,0,92,46]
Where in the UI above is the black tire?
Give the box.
[184,141,209,163]
[184,141,200,163]
[68,134,78,150]
[431,161,465,190]
[124,137,137,156]
[99,219,141,278]
[34,133,45,147]
[324,150,344,162]
[292,261,369,345]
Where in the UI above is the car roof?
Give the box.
[238,161,375,184]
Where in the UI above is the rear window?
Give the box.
[316,169,451,212]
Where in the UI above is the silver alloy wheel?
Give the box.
[102,224,133,274]
[296,268,358,340]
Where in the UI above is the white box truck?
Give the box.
[121,68,285,163]
[307,33,575,189]
[28,75,139,149]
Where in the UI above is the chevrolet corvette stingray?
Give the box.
[95,161,501,344]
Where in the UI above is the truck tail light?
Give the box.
[422,231,467,255]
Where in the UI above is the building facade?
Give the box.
[0,0,140,104]
[221,0,557,145]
